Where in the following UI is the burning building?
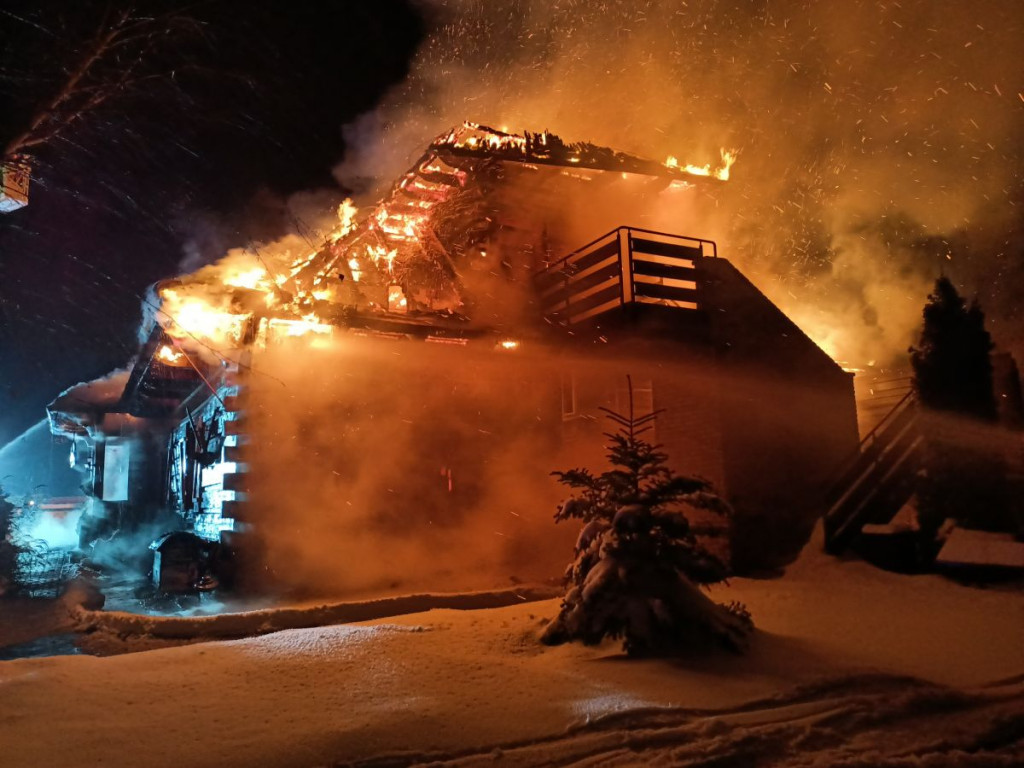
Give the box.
[48,123,858,592]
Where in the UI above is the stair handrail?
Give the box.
[858,388,918,453]
[821,389,918,508]
[824,428,924,552]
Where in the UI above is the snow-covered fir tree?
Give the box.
[541,378,752,656]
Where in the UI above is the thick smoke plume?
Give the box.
[337,0,1024,366]
[244,337,577,595]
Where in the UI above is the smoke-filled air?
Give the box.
[335,0,1023,367]
[245,338,581,595]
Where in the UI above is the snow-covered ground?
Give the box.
[2,533,1022,767]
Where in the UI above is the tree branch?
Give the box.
[3,5,202,162]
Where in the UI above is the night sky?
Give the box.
[0,0,424,445]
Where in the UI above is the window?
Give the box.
[560,373,579,420]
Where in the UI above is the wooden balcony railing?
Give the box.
[534,226,716,325]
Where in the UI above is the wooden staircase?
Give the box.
[823,391,923,554]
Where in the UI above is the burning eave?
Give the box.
[118,327,221,419]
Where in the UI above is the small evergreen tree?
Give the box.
[541,378,752,656]
[910,277,1009,535]
[0,487,26,597]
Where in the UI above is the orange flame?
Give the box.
[158,288,249,346]
[665,148,737,180]
[156,344,187,366]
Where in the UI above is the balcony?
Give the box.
[534,227,716,326]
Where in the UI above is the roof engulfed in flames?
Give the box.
[152,122,736,358]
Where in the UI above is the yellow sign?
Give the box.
[0,159,30,212]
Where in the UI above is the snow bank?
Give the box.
[3,545,1021,768]
[739,523,1024,687]
[69,584,560,651]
